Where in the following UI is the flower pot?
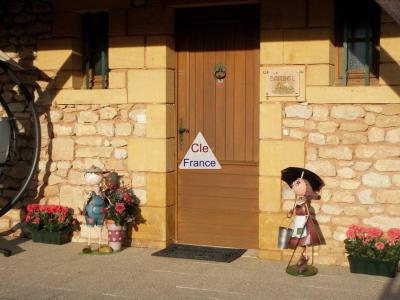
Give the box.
[107,223,124,252]
[30,229,71,245]
[348,256,399,278]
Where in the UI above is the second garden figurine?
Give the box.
[281,167,324,276]
[288,176,322,273]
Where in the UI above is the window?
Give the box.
[83,12,109,89]
[335,0,381,86]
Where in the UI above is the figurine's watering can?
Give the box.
[277,226,293,249]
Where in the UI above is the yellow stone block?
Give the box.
[108,70,126,89]
[306,64,333,86]
[128,7,174,35]
[260,66,305,102]
[109,9,126,36]
[259,212,286,249]
[260,103,282,139]
[131,206,175,242]
[35,38,82,71]
[55,71,82,89]
[147,172,176,207]
[53,12,82,37]
[261,0,306,29]
[259,249,282,261]
[259,140,304,176]
[109,37,145,69]
[306,86,400,104]
[146,35,176,69]
[259,176,282,212]
[127,69,175,103]
[380,63,400,85]
[147,104,175,138]
[128,138,175,172]
[283,29,331,64]
[260,30,283,65]
[55,89,127,104]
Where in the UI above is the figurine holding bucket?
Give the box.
[280,167,324,276]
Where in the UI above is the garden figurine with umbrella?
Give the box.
[280,167,324,276]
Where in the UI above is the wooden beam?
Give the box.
[375,0,400,24]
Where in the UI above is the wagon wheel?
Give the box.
[0,55,41,218]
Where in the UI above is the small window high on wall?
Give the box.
[335,0,381,86]
[83,12,109,89]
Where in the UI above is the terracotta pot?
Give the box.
[107,223,124,251]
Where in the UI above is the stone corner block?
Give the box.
[109,36,145,69]
[259,212,286,249]
[260,140,305,176]
[35,38,82,71]
[147,104,175,138]
[147,172,176,207]
[128,138,175,172]
[260,103,282,139]
[259,176,282,212]
[146,35,176,69]
[127,69,174,104]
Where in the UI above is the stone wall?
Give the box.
[282,103,400,265]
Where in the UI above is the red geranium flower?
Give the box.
[115,203,125,214]
[375,241,385,250]
[33,217,40,225]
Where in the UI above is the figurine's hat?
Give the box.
[281,167,324,192]
[85,165,103,174]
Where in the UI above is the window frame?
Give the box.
[82,12,109,89]
[334,0,381,86]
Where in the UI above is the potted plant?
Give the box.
[101,176,140,251]
[344,225,400,278]
[25,204,77,245]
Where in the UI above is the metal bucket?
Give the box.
[277,226,293,249]
[0,117,11,164]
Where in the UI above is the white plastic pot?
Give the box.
[0,117,10,164]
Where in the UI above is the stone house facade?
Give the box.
[0,0,400,266]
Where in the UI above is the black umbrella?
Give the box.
[281,167,324,192]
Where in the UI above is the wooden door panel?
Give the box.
[178,208,259,249]
[177,5,260,249]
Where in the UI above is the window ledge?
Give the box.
[306,86,400,104]
[54,88,127,105]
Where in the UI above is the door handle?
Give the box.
[179,127,189,135]
[178,119,189,150]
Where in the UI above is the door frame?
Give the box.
[174,3,261,245]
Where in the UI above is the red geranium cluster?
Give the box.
[101,179,140,227]
[344,224,400,262]
[25,204,76,232]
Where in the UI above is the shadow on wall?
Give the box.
[0,0,151,238]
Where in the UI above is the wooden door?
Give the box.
[176,6,260,249]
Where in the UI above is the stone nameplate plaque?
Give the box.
[266,68,300,97]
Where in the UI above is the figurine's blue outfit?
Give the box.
[85,192,106,227]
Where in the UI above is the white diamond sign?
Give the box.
[179,132,221,169]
